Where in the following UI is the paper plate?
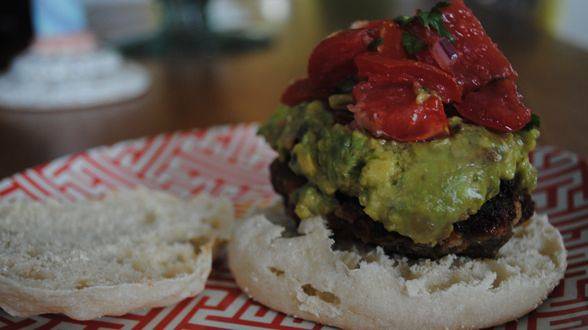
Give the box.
[0,124,586,329]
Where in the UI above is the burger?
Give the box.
[228,1,567,329]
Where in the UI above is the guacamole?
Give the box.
[259,101,539,245]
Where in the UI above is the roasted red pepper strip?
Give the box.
[350,81,449,142]
[355,53,462,103]
[281,78,330,106]
[408,0,516,93]
[456,78,531,132]
[307,28,376,90]
[378,21,407,59]
[286,20,405,105]
[439,0,516,92]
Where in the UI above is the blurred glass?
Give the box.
[90,0,291,57]
[85,0,160,45]
[206,0,290,36]
[33,0,87,38]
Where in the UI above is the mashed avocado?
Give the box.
[259,101,539,245]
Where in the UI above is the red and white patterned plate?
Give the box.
[0,124,586,329]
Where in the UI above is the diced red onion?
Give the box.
[431,37,458,70]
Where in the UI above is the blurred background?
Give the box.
[0,0,586,178]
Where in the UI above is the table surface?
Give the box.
[1,0,587,179]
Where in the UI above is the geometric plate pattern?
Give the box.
[0,124,586,329]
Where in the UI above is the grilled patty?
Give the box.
[270,159,535,259]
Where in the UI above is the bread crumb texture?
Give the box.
[0,188,234,320]
[228,206,567,330]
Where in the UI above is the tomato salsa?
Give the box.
[280,0,534,142]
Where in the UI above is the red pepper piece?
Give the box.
[438,0,516,92]
[281,78,330,106]
[355,53,462,103]
[456,78,531,132]
[307,28,375,90]
[350,81,449,142]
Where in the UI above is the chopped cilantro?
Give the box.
[402,32,426,55]
[416,2,455,42]
[394,1,455,43]
[524,114,541,130]
[394,15,414,26]
[368,37,383,51]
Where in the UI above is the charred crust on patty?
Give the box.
[270,159,535,259]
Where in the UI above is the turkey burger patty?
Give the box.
[259,101,539,258]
